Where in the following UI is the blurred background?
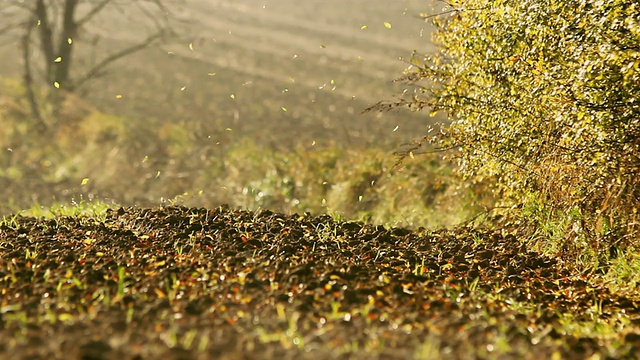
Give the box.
[0,0,491,227]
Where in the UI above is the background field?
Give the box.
[1,1,483,227]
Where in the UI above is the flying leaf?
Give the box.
[81,178,89,185]
[361,25,368,30]
[384,22,392,28]
[53,81,60,88]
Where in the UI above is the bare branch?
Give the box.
[134,1,169,34]
[34,0,56,82]
[76,0,111,26]
[21,17,48,133]
[53,0,79,88]
[0,19,23,36]
[71,30,165,91]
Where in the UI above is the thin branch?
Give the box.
[76,0,111,26]
[71,30,165,91]
[53,0,78,88]
[21,17,48,133]
[34,0,55,82]
[0,19,24,36]
[134,0,168,34]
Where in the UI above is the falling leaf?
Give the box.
[393,126,399,132]
[115,94,123,99]
[320,44,326,48]
[312,140,316,146]
[81,178,89,185]
[53,81,60,88]
[230,94,235,99]
[361,25,368,30]
[181,85,187,91]
[189,43,194,51]
[281,106,288,112]
[67,38,72,44]
[208,72,216,76]
[156,171,161,178]
[384,22,392,28]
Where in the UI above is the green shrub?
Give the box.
[376,0,639,255]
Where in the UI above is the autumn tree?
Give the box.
[376,0,640,259]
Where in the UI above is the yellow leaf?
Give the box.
[58,313,74,322]
[189,43,194,51]
[54,56,62,62]
[53,81,60,88]
[230,94,235,99]
[208,72,216,76]
[154,288,166,298]
[361,25,368,30]
[281,106,287,112]
[81,178,89,185]
[384,22,392,28]
[115,94,123,99]
[67,38,72,44]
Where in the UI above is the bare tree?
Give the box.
[2,0,178,133]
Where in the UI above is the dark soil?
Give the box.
[1,206,639,359]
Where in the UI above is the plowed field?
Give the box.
[2,206,639,359]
